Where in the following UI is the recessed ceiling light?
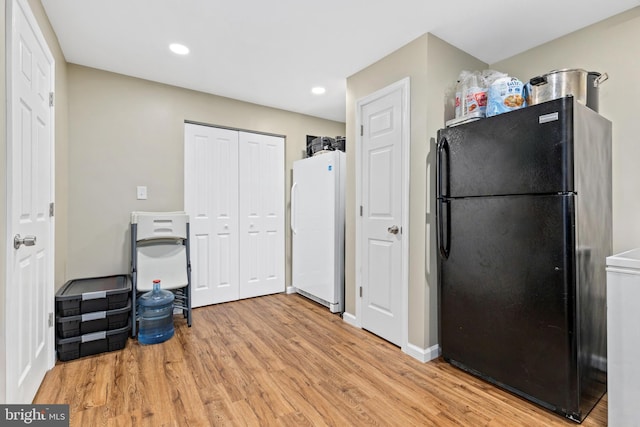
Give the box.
[311,86,326,95]
[169,43,190,55]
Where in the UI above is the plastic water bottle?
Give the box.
[138,279,175,345]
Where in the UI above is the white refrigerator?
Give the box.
[606,248,640,427]
[291,151,345,313]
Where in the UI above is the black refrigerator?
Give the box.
[436,97,611,422]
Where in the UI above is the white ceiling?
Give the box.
[41,0,639,123]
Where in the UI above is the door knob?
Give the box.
[387,225,399,235]
[14,234,36,249]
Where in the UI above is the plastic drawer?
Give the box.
[56,321,131,362]
[56,299,131,339]
[55,275,131,317]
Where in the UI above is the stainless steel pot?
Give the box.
[528,69,608,111]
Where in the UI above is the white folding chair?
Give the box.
[130,211,192,337]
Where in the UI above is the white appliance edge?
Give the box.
[291,151,345,313]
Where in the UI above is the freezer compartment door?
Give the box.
[437,97,574,198]
[439,194,579,414]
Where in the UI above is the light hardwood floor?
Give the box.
[35,293,607,426]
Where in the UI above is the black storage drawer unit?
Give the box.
[56,321,131,362]
[55,275,131,316]
[56,299,131,338]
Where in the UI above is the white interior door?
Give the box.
[185,124,239,307]
[239,132,285,299]
[6,0,55,403]
[358,80,408,347]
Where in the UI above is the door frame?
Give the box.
[4,0,56,402]
[355,77,410,351]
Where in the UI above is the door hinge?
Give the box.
[49,202,55,217]
[49,92,54,107]
[360,125,363,136]
[359,286,363,297]
[360,205,363,217]
[48,312,53,327]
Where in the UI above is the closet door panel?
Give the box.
[185,124,239,307]
[262,141,284,283]
[239,132,285,298]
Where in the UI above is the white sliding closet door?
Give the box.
[239,132,285,298]
[185,124,239,307]
[185,124,285,307]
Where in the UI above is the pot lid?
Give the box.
[545,68,589,75]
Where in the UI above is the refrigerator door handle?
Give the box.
[436,136,451,258]
[437,199,450,259]
[436,136,449,199]
[291,182,297,234]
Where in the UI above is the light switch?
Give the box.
[137,186,147,200]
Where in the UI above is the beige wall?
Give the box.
[422,35,487,347]
[345,34,428,346]
[346,34,485,349]
[66,64,345,287]
[491,6,640,255]
[346,6,640,353]
[2,5,635,396]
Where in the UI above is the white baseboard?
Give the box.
[286,286,297,295]
[404,343,441,363]
[342,312,359,328]
[340,313,440,364]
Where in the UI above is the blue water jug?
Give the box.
[138,279,175,345]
